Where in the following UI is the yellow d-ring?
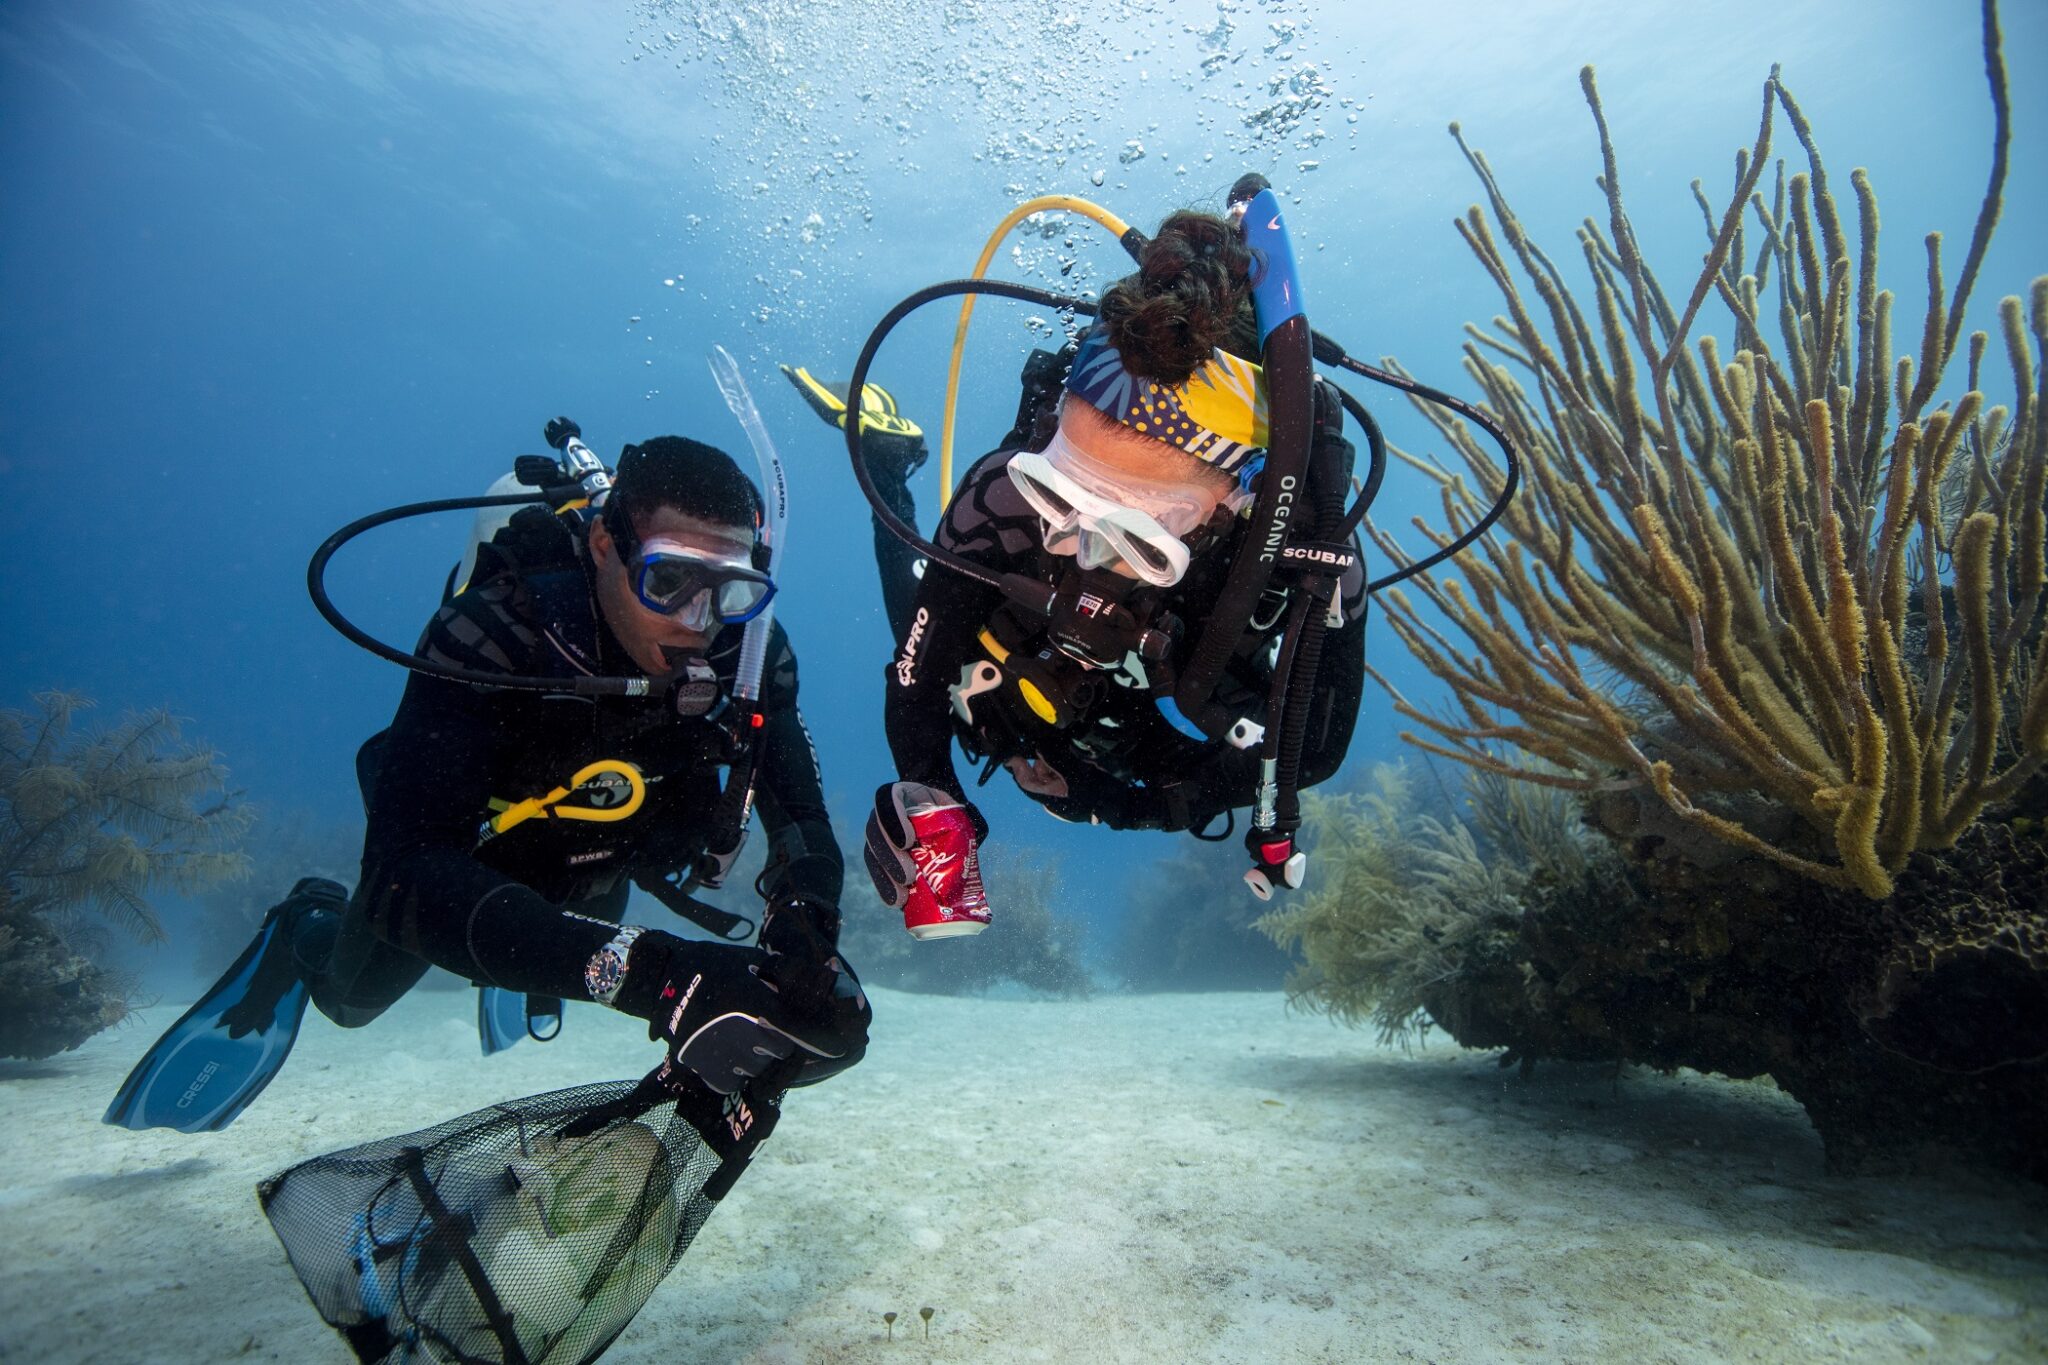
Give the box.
[479,759,646,843]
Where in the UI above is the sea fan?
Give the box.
[1,691,253,943]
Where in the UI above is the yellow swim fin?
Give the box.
[780,365,923,440]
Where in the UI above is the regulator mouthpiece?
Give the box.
[657,648,722,718]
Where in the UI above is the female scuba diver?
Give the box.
[788,192,1368,937]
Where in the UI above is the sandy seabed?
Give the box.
[1,984,2043,1365]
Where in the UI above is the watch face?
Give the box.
[584,927,641,1004]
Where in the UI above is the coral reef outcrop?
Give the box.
[1370,4,2042,897]
[1308,0,2046,1178]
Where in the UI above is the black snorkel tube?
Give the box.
[1208,177,1337,896]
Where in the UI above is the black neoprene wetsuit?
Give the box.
[878,384,1367,836]
[301,510,840,1028]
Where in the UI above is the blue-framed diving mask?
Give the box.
[627,536,776,632]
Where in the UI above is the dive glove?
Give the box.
[757,892,850,1020]
[865,781,991,939]
[605,928,868,1096]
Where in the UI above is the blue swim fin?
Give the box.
[103,879,335,1133]
[477,987,526,1055]
[477,988,563,1055]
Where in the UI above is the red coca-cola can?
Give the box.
[901,800,991,939]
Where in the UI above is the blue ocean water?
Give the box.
[4,6,2048,1361]
[4,2,2041,967]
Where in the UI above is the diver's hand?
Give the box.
[544,415,582,450]
[616,931,867,1096]
[758,893,848,1017]
[865,781,992,938]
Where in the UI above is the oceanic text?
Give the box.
[1257,473,1299,563]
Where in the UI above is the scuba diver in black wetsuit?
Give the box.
[789,199,1368,936]
[107,427,868,1133]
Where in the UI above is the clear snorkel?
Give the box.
[693,345,791,890]
[709,344,790,705]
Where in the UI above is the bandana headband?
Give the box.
[1063,328,1269,475]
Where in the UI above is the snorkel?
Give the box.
[1201,177,1325,895]
[709,345,790,706]
[696,344,791,888]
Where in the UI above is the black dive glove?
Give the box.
[605,927,868,1096]
[757,893,852,1020]
[863,780,988,909]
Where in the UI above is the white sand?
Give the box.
[2,985,2043,1364]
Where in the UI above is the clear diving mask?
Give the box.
[1005,427,1223,587]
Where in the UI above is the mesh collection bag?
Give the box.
[259,1073,778,1365]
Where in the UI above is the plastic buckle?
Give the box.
[950,660,1003,724]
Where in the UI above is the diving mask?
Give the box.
[1006,428,1221,587]
[627,536,775,631]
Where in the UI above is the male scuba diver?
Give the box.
[788,194,1368,936]
[106,426,868,1133]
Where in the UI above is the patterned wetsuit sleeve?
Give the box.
[880,449,1034,798]
[751,621,844,904]
[357,586,623,999]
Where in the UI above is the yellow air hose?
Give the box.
[938,195,1137,506]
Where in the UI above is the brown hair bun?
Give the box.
[1095,210,1259,385]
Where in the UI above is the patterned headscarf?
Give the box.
[1063,327,1268,475]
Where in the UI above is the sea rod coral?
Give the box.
[1311,0,2048,1177]
[1368,0,2043,899]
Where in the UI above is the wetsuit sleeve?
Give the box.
[880,451,1032,800]
[751,622,844,904]
[356,588,625,999]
